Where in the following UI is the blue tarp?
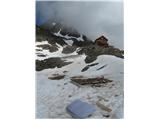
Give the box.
[66,100,96,119]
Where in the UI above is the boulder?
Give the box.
[62,45,77,54]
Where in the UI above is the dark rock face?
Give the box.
[38,20,94,47]
[36,25,54,43]
[66,35,93,47]
[62,45,77,54]
[51,35,67,46]
[36,24,93,49]
[36,44,58,52]
[72,38,94,47]
[82,35,89,41]
[36,58,72,71]
[36,25,67,46]
[60,27,80,38]
[36,21,124,71]
[78,44,124,63]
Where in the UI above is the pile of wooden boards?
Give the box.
[71,76,112,86]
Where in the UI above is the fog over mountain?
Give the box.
[36,1,123,49]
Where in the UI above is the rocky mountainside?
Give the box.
[36,21,124,71]
[36,21,124,119]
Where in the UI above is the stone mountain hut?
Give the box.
[95,35,109,47]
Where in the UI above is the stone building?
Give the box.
[95,35,109,47]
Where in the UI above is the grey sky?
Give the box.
[36,1,123,49]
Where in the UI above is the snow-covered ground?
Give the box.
[36,43,124,118]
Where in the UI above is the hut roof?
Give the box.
[95,35,108,42]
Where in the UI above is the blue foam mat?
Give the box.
[66,100,96,119]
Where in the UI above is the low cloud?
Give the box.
[36,1,123,49]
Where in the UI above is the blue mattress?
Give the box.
[66,100,96,119]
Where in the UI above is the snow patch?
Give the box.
[36,40,51,46]
[64,39,73,46]
[36,42,79,60]
[53,29,84,41]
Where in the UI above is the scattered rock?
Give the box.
[37,54,47,57]
[36,49,42,51]
[96,64,108,70]
[48,74,65,80]
[103,114,110,118]
[87,95,91,99]
[81,63,99,72]
[68,95,72,98]
[64,83,68,85]
[81,66,89,72]
[109,86,112,89]
[114,94,119,97]
[63,70,68,73]
[96,101,112,112]
[97,96,109,102]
